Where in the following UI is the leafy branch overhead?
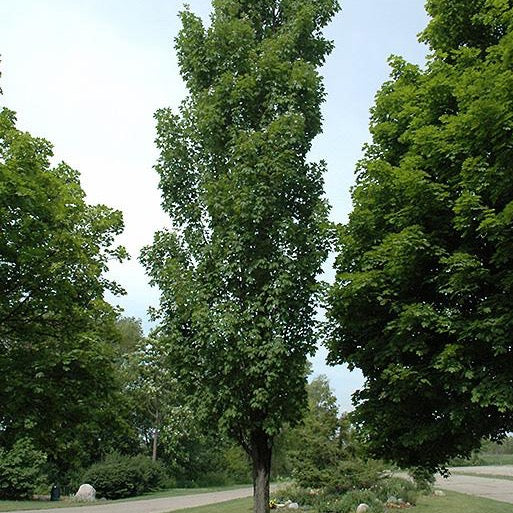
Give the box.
[326,0,513,472]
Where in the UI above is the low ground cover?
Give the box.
[162,491,513,513]
[451,472,513,481]
[480,454,513,466]
[414,491,513,513]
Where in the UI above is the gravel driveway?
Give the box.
[15,487,254,513]
[436,466,513,504]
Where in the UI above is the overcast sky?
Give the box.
[0,0,428,410]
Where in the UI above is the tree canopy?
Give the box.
[0,107,131,475]
[141,1,339,510]
[326,0,513,472]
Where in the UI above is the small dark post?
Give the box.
[50,484,60,501]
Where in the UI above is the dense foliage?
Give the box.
[282,376,357,488]
[272,474,419,513]
[326,0,513,471]
[82,453,168,499]
[118,322,252,487]
[0,107,133,478]
[141,1,339,511]
[0,438,47,499]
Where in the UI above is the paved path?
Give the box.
[450,464,513,477]
[436,466,513,504]
[16,488,254,513]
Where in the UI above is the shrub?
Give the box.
[82,453,167,499]
[294,458,386,494]
[272,483,322,507]
[0,438,47,499]
[374,476,418,505]
[447,452,484,467]
[316,490,384,513]
[408,467,435,492]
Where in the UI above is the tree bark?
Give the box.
[152,428,158,461]
[152,410,160,462]
[251,430,272,513]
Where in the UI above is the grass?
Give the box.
[166,497,253,513]
[480,454,513,466]
[124,484,251,501]
[0,484,252,512]
[414,491,513,513]
[452,472,513,481]
[2,488,513,513]
[160,491,513,513]
[0,500,91,511]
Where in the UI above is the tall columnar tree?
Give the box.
[141,1,339,510]
[0,106,130,475]
[326,0,513,472]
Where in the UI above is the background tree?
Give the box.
[0,106,132,478]
[141,1,339,511]
[326,0,513,472]
[115,319,252,485]
[123,332,176,462]
[279,375,378,493]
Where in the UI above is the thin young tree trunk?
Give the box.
[152,410,160,462]
[251,430,272,513]
[152,428,158,461]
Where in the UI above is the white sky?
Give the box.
[0,0,428,410]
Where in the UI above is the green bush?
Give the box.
[294,458,386,495]
[374,476,418,505]
[82,453,167,499]
[448,452,484,467]
[272,483,322,507]
[408,467,435,492]
[316,490,384,513]
[0,438,47,499]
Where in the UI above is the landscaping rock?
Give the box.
[75,483,96,501]
[287,503,299,509]
[434,490,445,497]
[356,504,369,513]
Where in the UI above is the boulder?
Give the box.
[287,503,299,509]
[75,483,96,501]
[356,504,369,513]
[434,489,445,497]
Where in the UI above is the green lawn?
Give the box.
[161,491,513,513]
[124,484,251,501]
[480,454,513,466]
[0,500,90,511]
[0,485,252,512]
[414,491,513,513]
[452,472,513,481]
[167,497,253,513]
[3,489,513,513]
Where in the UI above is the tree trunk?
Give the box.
[152,410,160,462]
[251,430,272,513]
[152,428,158,461]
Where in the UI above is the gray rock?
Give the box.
[434,489,445,497]
[356,504,369,513]
[75,484,96,501]
[287,503,299,509]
